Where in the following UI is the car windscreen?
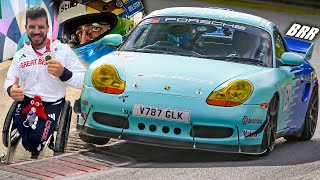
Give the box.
[120,17,272,67]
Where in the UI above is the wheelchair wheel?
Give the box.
[53,100,71,154]
[2,101,20,148]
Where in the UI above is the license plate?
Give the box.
[132,104,191,122]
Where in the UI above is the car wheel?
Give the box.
[79,134,110,145]
[262,95,278,155]
[299,86,318,140]
[284,86,318,141]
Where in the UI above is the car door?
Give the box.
[274,30,311,132]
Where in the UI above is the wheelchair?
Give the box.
[1,100,72,164]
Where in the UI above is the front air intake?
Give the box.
[93,112,129,129]
[190,126,233,138]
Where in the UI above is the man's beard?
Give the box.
[28,33,47,47]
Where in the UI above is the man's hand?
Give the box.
[44,59,64,77]
[10,76,24,101]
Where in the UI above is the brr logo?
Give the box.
[286,23,319,41]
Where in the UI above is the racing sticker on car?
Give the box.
[283,83,292,112]
[242,116,262,124]
[150,18,161,23]
[243,130,258,138]
[132,104,191,122]
[164,17,246,30]
[286,23,319,41]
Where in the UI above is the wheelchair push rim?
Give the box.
[53,100,72,155]
[2,101,21,148]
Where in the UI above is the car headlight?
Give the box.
[92,64,125,94]
[206,80,253,107]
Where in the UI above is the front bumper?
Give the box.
[77,124,265,154]
[76,87,269,154]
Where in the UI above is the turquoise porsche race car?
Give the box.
[75,7,318,155]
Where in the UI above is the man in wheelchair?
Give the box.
[3,7,86,158]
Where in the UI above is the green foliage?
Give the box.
[199,0,320,16]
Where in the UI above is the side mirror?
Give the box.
[280,52,304,66]
[99,34,123,47]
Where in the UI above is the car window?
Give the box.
[121,17,273,67]
[274,31,286,60]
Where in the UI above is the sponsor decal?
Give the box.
[242,116,262,124]
[283,83,292,112]
[124,0,143,17]
[243,130,258,138]
[81,99,88,105]
[151,18,160,23]
[127,1,142,13]
[286,23,319,41]
[164,18,246,30]
[60,1,78,13]
[94,44,104,53]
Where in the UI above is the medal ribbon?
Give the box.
[33,38,51,56]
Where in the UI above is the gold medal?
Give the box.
[42,52,55,62]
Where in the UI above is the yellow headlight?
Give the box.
[206,80,253,107]
[92,64,125,94]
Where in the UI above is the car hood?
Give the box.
[105,52,264,97]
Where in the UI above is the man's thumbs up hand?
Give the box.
[10,76,24,101]
[13,76,20,87]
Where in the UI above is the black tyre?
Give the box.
[299,87,318,140]
[284,86,319,141]
[2,101,20,147]
[262,95,278,155]
[53,100,72,154]
[79,134,110,145]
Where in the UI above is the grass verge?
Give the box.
[199,0,320,16]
